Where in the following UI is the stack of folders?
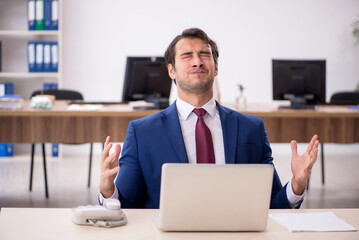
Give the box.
[0,96,22,110]
[28,0,59,31]
[28,41,58,72]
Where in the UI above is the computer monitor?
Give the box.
[272,59,326,109]
[122,56,172,109]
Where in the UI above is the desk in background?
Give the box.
[1,101,358,144]
[0,101,159,144]
[0,208,358,240]
[231,103,359,144]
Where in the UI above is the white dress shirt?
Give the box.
[99,98,304,208]
[176,98,225,164]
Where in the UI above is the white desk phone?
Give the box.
[71,198,127,228]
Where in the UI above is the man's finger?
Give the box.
[104,150,119,166]
[306,134,318,154]
[309,139,319,160]
[114,144,121,158]
[104,136,110,147]
[309,140,319,165]
[110,144,121,166]
[308,141,319,169]
[103,144,121,167]
[101,141,113,162]
[291,140,298,158]
[103,136,111,153]
[104,166,120,178]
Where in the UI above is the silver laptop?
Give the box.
[155,163,274,232]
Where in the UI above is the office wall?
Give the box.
[63,0,359,104]
[58,0,359,155]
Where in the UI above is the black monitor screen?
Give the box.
[272,59,326,109]
[122,57,172,108]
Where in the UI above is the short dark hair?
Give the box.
[164,28,219,68]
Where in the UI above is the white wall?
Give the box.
[63,0,359,104]
[60,0,359,155]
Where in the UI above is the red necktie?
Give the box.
[193,108,215,164]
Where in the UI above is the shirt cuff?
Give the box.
[286,179,305,208]
[98,187,119,205]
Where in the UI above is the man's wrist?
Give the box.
[98,186,119,205]
[99,184,115,199]
[287,179,305,208]
[291,177,305,195]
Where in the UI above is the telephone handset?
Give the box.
[71,198,127,228]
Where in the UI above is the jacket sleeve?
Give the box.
[115,121,147,208]
[259,119,292,209]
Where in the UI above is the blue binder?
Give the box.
[28,41,36,72]
[28,0,36,30]
[44,0,52,30]
[0,83,14,96]
[35,0,44,30]
[43,42,51,72]
[52,143,59,157]
[43,82,57,90]
[51,0,59,30]
[0,143,14,157]
[35,42,44,72]
[43,83,51,90]
[50,42,58,72]
[51,83,58,89]
[0,143,6,157]
[5,83,14,95]
[6,144,14,156]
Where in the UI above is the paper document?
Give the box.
[68,104,102,111]
[269,212,357,232]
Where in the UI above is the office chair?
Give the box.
[330,91,359,105]
[29,89,94,198]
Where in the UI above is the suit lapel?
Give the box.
[217,103,238,164]
[160,102,189,163]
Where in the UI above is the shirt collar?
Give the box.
[176,97,217,121]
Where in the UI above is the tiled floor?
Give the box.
[0,144,358,209]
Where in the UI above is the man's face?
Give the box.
[168,38,218,95]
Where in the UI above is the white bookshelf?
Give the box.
[0,0,63,157]
[0,0,63,99]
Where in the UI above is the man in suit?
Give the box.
[99,28,319,209]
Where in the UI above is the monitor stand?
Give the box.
[279,96,317,110]
[279,105,317,110]
[133,97,169,110]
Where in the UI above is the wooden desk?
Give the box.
[0,208,358,240]
[1,101,359,144]
[231,103,359,144]
[0,101,159,143]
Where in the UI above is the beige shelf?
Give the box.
[0,72,59,78]
[0,30,59,36]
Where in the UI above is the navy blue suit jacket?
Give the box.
[115,101,292,209]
